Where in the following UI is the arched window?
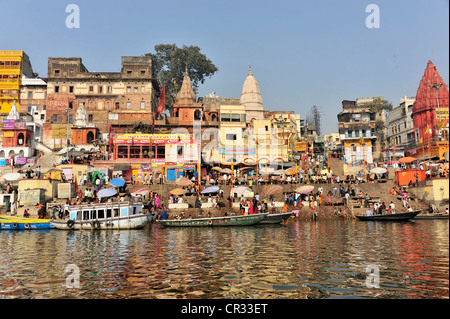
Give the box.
[194,109,201,121]
[17,132,25,146]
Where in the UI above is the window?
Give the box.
[126,102,131,109]
[130,146,141,159]
[52,114,58,122]
[134,87,138,94]
[141,86,145,93]
[55,86,60,93]
[347,130,353,138]
[68,102,73,109]
[127,70,132,77]
[28,91,33,99]
[69,86,74,93]
[108,86,112,93]
[89,86,94,92]
[118,146,128,158]
[127,86,131,94]
[141,70,146,76]
[115,102,120,109]
[88,114,93,122]
[98,86,103,93]
[220,113,231,122]
[152,145,165,159]
[40,114,45,120]
[265,126,269,132]
[226,134,237,141]
[54,70,60,76]
[231,114,241,122]
[140,101,145,109]
[142,146,150,158]
[68,114,73,123]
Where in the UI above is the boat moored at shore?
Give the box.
[0,215,56,230]
[157,213,268,227]
[50,201,155,230]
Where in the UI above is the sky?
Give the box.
[1,0,448,135]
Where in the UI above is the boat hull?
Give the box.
[0,215,55,230]
[51,214,153,230]
[413,213,449,220]
[258,212,293,224]
[157,213,268,227]
[356,210,421,221]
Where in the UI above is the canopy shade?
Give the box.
[398,157,417,164]
[370,167,387,174]
[98,188,117,198]
[130,187,149,197]
[296,185,314,194]
[174,177,193,186]
[201,186,220,194]
[2,172,21,181]
[265,185,283,196]
[109,178,126,187]
[170,188,188,195]
[233,186,252,194]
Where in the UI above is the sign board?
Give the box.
[295,142,308,152]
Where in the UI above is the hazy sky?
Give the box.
[1,0,448,134]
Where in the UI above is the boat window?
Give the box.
[91,210,97,220]
[83,210,90,220]
[76,211,82,220]
[113,208,119,217]
[132,207,136,215]
[97,209,105,219]
[106,209,112,218]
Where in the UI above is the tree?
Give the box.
[145,44,218,115]
[364,97,393,112]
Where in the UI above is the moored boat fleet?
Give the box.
[0,203,447,231]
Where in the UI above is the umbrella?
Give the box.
[296,185,314,194]
[201,186,220,194]
[170,188,188,195]
[130,187,149,197]
[398,157,417,164]
[370,167,387,174]
[320,168,332,175]
[347,166,364,174]
[110,178,126,187]
[233,186,252,194]
[285,167,297,175]
[3,172,21,181]
[221,168,232,174]
[174,177,192,186]
[98,188,117,198]
[212,167,222,171]
[260,167,275,175]
[273,169,286,175]
[265,185,283,196]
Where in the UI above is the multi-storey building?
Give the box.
[0,50,34,114]
[43,56,159,149]
[337,100,377,165]
[387,96,416,148]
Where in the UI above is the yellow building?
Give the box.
[0,51,34,114]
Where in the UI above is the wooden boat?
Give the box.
[0,215,56,230]
[413,213,449,220]
[258,211,293,224]
[356,210,421,221]
[50,201,155,230]
[157,213,268,227]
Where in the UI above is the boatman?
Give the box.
[365,208,373,216]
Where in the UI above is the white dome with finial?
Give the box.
[240,66,263,121]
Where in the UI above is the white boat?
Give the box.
[51,201,156,230]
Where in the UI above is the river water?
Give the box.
[0,219,448,299]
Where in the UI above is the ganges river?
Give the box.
[0,219,448,299]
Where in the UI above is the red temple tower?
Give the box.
[412,60,449,143]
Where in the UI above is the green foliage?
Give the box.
[366,97,393,112]
[145,44,218,113]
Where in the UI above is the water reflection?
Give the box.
[0,220,448,299]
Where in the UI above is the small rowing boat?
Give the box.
[258,211,293,224]
[0,215,55,230]
[157,213,268,227]
[356,210,421,221]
